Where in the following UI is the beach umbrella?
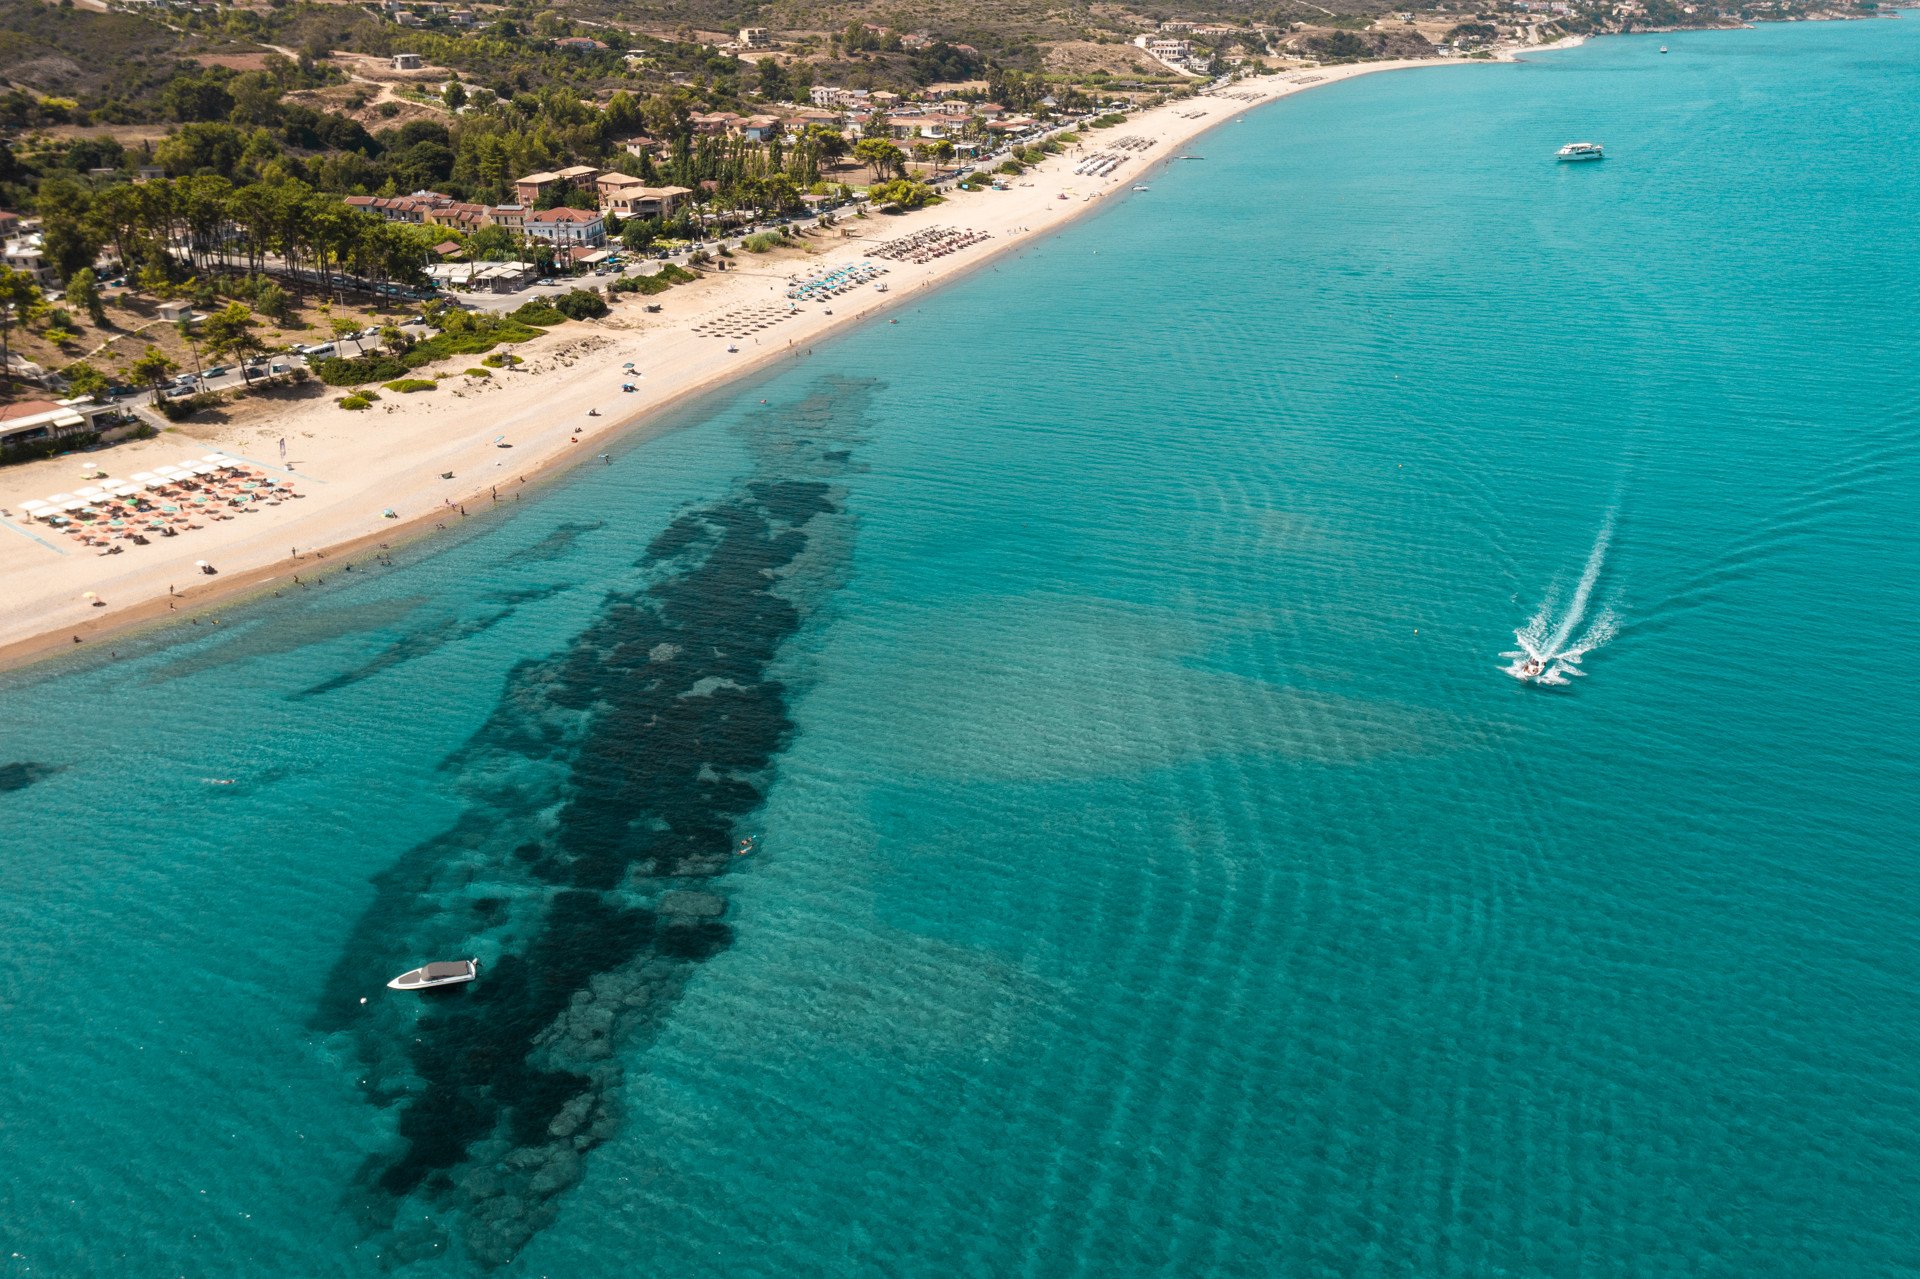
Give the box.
[111,484,140,498]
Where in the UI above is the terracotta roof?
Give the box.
[0,399,62,422]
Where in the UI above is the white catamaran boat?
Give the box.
[1556,142,1605,162]
[387,958,479,991]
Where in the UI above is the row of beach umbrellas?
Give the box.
[17,455,248,521]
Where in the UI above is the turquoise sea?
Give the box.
[5,19,1920,1277]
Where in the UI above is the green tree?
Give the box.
[756,57,790,102]
[0,266,43,386]
[175,315,205,382]
[852,139,906,181]
[34,177,103,281]
[65,267,105,326]
[202,302,266,383]
[130,345,180,405]
[255,282,295,325]
[62,359,109,398]
[444,80,469,111]
[870,178,934,211]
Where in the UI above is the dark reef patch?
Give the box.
[315,379,875,1268]
[294,584,575,699]
[0,761,65,793]
[507,520,605,564]
[295,608,512,700]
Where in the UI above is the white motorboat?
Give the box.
[1556,141,1605,162]
[387,958,478,991]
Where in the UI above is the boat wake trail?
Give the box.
[1503,507,1619,686]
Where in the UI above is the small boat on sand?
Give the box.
[387,958,478,991]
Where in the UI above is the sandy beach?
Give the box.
[0,57,1489,669]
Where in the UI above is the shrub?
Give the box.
[871,179,936,211]
[610,274,662,295]
[339,394,373,410]
[157,392,222,422]
[509,300,568,326]
[997,159,1025,175]
[3,430,99,465]
[464,367,491,378]
[742,231,783,253]
[384,378,436,393]
[314,317,542,385]
[553,289,608,320]
[315,353,408,386]
[481,352,519,368]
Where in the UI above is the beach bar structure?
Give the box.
[0,398,123,453]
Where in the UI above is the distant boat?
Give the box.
[1556,141,1605,162]
[1660,45,1669,53]
[1131,184,1151,192]
[387,958,478,991]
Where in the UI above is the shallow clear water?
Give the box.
[5,20,1920,1277]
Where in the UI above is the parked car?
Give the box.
[204,365,230,378]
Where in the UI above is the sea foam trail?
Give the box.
[1504,506,1619,685]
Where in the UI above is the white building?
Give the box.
[524,207,607,248]
[3,234,55,286]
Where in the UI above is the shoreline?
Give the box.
[0,52,1548,675]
